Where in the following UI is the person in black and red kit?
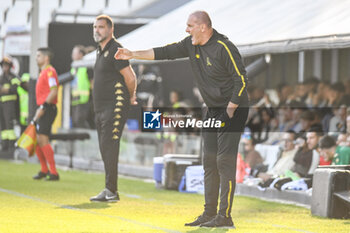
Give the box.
[115,11,249,228]
[0,56,20,151]
[32,48,60,181]
[89,15,137,202]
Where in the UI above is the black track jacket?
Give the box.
[153,29,248,108]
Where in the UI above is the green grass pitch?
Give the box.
[0,159,349,232]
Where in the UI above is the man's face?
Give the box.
[306,132,319,150]
[186,15,202,45]
[281,86,292,101]
[292,109,302,121]
[71,47,83,61]
[296,84,307,97]
[170,91,179,104]
[93,19,112,43]
[337,133,347,146]
[300,119,312,131]
[1,63,10,73]
[319,148,334,162]
[282,133,295,151]
[243,138,253,152]
[36,51,46,67]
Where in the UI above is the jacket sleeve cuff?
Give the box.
[230,95,240,105]
[153,47,163,60]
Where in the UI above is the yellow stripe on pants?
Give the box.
[226,180,232,217]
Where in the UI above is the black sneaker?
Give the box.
[184,213,216,227]
[46,173,59,181]
[90,189,120,202]
[200,214,235,228]
[33,171,48,180]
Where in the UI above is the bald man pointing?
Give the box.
[115,11,248,229]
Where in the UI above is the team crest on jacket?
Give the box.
[104,51,109,57]
[206,57,212,66]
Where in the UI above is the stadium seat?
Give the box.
[78,0,105,15]
[56,0,82,13]
[0,8,7,27]
[76,0,105,23]
[54,0,83,22]
[0,0,13,11]
[39,0,59,28]
[103,0,130,16]
[0,0,12,26]
[5,0,31,27]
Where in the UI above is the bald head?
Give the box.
[190,11,212,28]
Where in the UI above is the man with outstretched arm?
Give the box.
[115,11,249,228]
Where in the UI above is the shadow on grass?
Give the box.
[60,202,111,210]
[186,228,229,233]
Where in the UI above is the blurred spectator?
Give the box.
[313,80,330,108]
[288,100,306,133]
[247,85,264,106]
[336,132,349,146]
[292,126,322,177]
[70,45,94,128]
[319,135,350,165]
[247,107,276,144]
[277,83,293,107]
[0,56,20,151]
[299,110,316,133]
[18,73,30,133]
[242,135,264,170]
[328,104,347,133]
[277,103,293,132]
[258,130,297,182]
[170,90,191,108]
[253,91,277,109]
[303,77,320,107]
[293,82,308,103]
[327,82,350,107]
[343,79,350,98]
[136,64,163,108]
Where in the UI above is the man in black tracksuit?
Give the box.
[115,11,248,228]
[90,15,137,203]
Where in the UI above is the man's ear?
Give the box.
[200,24,206,32]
